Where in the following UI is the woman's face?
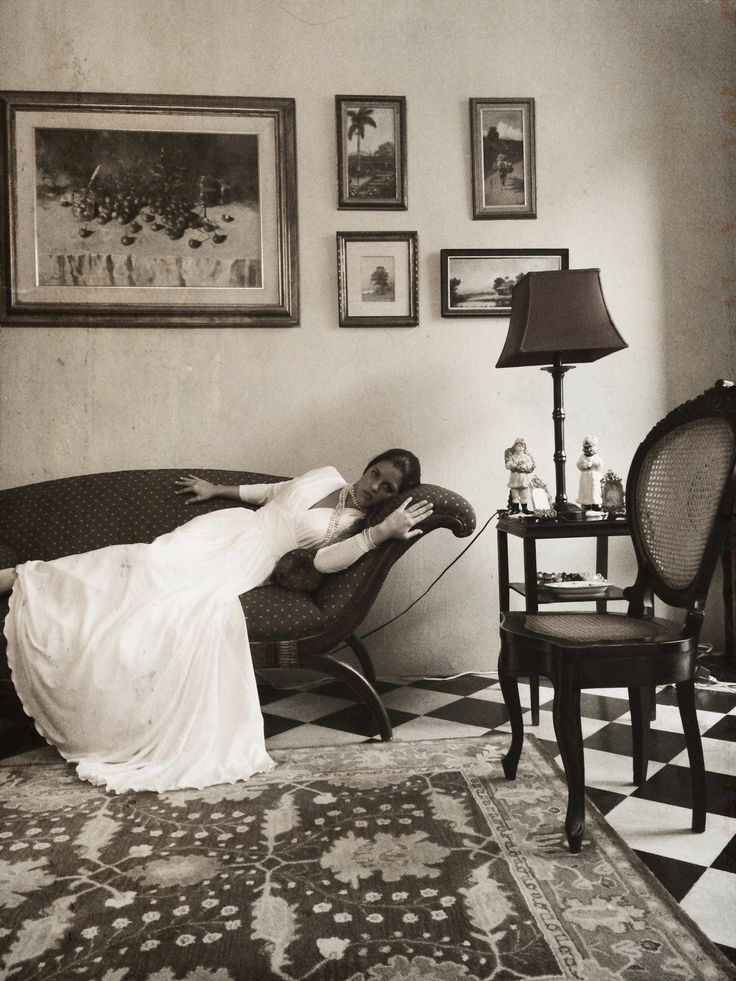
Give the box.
[353,460,404,509]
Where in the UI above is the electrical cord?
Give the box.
[355,510,500,643]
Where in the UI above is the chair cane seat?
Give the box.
[518,612,678,644]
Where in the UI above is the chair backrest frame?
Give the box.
[625,381,736,622]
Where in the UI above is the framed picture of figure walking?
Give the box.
[470,97,536,220]
[336,95,407,210]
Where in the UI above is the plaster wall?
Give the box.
[0,0,733,672]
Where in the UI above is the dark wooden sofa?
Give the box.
[0,469,476,739]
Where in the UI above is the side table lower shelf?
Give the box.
[497,513,632,728]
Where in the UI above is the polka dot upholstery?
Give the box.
[0,544,18,568]
[0,469,287,562]
[0,471,476,676]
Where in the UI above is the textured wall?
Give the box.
[0,0,733,669]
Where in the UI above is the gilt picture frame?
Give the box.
[0,90,299,327]
[470,97,536,220]
[336,230,418,327]
[440,248,568,317]
[336,95,407,210]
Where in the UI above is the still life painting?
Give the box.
[0,91,299,326]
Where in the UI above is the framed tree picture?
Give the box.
[0,91,299,327]
[335,95,407,210]
[470,97,536,220]
[336,231,418,327]
[440,248,568,317]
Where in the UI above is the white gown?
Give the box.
[4,467,365,794]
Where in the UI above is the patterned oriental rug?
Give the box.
[0,737,732,981]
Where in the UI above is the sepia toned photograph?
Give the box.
[337,230,417,326]
[470,97,536,219]
[440,248,568,317]
[336,95,407,210]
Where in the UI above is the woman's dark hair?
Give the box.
[365,448,421,492]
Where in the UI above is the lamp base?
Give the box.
[554,500,584,518]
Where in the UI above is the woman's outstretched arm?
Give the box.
[175,475,242,504]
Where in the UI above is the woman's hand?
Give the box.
[174,475,218,504]
[372,498,434,544]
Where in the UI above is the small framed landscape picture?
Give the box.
[470,97,536,220]
[336,95,407,210]
[440,248,568,318]
[337,231,418,327]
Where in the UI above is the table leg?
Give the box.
[595,535,609,614]
[497,529,510,613]
[523,538,540,725]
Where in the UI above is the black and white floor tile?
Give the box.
[2,661,735,965]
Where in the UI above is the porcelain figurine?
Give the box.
[505,437,536,514]
[576,435,603,510]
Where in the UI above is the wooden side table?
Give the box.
[496,513,631,724]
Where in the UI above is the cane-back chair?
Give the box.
[498,381,736,853]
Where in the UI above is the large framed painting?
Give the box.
[440,248,568,317]
[337,231,418,327]
[470,97,536,220]
[335,95,407,210]
[0,91,299,327]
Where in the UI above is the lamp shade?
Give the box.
[495,268,627,368]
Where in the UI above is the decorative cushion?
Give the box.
[272,549,324,592]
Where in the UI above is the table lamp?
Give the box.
[496,268,627,516]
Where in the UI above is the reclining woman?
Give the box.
[1,449,431,794]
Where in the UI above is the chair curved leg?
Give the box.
[499,673,524,780]
[553,679,586,854]
[344,633,377,685]
[628,686,651,786]
[306,653,392,741]
[676,680,706,832]
[530,675,540,726]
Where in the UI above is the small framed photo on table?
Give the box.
[335,95,407,210]
[336,231,418,327]
[470,97,536,220]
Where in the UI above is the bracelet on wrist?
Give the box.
[362,527,378,550]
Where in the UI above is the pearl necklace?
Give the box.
[322,484,365,547]
[347,483,365,511]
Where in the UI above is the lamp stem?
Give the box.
[542,354,580,515]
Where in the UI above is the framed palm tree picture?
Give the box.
[335,96,407,210]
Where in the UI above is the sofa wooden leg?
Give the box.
[344,633,377,685]
[306,653,392,741]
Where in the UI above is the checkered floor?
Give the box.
[2,662,735,965]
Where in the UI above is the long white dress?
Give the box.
[4,467,368,794]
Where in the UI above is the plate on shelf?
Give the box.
[538,580,609,598]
